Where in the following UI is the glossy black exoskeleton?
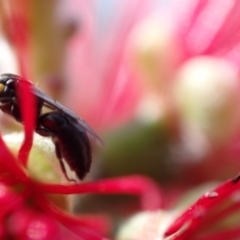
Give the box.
[0,73,102,181]
[37,112,92,180]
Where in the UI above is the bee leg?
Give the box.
[11,103,21,122]
[0,102,22,122]
[53,138,76,183]
[36,128,76,182]
[36,128,53,137]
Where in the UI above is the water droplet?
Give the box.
[205,191,218,198]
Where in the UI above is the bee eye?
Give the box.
[0,83,5,93]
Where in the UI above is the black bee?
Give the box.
[0,73,102,181]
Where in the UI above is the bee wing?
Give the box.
[31,85,103,145]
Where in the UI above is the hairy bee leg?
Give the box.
[53,138,76,182]
[36,128,76,182]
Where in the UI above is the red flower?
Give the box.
[165,174,240,240]
[4,1,240,239]
[0,77,162,239]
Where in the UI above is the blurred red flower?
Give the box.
[2,0,240,239]
[0,75,162,239]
